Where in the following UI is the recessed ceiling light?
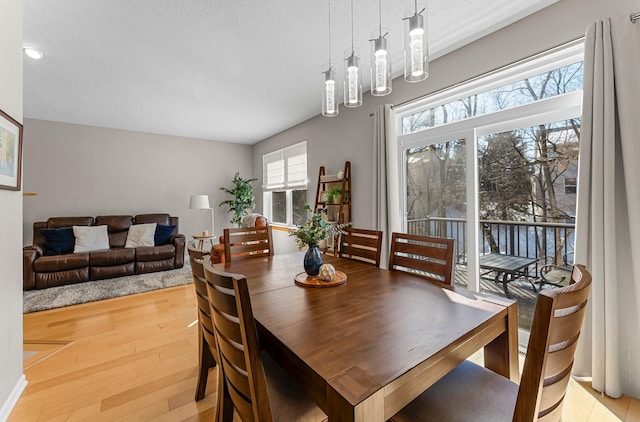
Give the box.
[23,47,44,60]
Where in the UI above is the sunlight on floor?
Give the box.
[23,340,73,370]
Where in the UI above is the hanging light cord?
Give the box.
[350,0,355,52]
[328,0,332,67]
[378,0,382,37]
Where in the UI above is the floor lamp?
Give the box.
[189,194,215,236]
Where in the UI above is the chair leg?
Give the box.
[216,368,234,422]
[195,330,216,401]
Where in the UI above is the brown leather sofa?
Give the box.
[210,214,268,264]
[23,213,185,290]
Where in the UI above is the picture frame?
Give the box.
[320,190,329,202]
[0,108,23,191]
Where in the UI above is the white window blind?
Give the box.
[263,150,284,190]
[263,141,307,191]
[284,142,307,187]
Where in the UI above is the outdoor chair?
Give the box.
[203,260,327,422]
[539,261,573,289]
[391,264,592,422]
[186,241,218,401]
[339,227,383,267]
[389,232,455,286]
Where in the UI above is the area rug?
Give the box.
[23,264,193,314]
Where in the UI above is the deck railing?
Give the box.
[407,216,575,275]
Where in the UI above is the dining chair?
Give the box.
[388,232,455,286]
[339,227,383,267]
[223,225,274,262]
[391,264,592,422]
[203,261,327,422]
[186,241,218,401]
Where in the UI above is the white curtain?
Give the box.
[573,14,640,399]
[373,104,402,269]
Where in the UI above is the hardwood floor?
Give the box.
[12,284,640,421]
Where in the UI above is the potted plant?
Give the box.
[219,172,258,226]
[327,186,342,204]
[289,205,347,275]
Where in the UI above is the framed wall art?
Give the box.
[0,108,23,191]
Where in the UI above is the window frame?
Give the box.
[394,41,584,292]
[262,141,308,227]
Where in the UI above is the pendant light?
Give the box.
[370,0,391,96]
[322,0,339,117]
[344,0,362,107]
[403,1,428,82]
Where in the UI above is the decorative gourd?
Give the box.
[318,263,336,281]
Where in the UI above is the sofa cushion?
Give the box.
[135,213,171,226]
[34,253,90,272]
[125,223,157,248]
[73,225,110,253]
[90,248,135,266]
[47,216,94,229]
[155,224,176,246]
[40,227,75,256]
[96,215,134,248]
[136,244,176,262]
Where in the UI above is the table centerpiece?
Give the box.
[289,205,347,276]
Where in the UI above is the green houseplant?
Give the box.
[219,173,258,226]
[290,205,348,275]
[327,186,342,204]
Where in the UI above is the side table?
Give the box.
[192,234,217,250]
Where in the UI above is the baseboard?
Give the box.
[0,374,27,422]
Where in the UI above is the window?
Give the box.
[564,177,577,194]
[396,41,583,335]
[263,141,307,226]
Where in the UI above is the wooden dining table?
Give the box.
[215,252,519,421]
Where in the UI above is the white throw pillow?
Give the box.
[125,223,157,248]
[73,225,110,253]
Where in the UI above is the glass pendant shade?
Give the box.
[343,49,363,107]
[370,31,391,96]
[403,4,429,83]
[322,65,339,117]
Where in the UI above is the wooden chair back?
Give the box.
[203,262,274,422]
[388,232,455,286]
[514,263,592,421]
[339,227,383,267]
[223,226,274,262]
[186,241,218,400]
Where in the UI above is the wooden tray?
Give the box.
[294,271,347,288]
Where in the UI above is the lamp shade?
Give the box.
[189,195,210,210]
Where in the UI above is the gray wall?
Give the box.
[0,0,25,418]
[252,0,637,229]
[23,119,253,245]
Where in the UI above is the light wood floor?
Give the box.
[12,284,640,421]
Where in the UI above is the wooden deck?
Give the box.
[454,265,539,348]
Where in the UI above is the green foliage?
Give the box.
[289,205,347,249]
[219,173,258,226]
[327,186,342,203]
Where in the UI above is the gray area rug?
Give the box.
[23,264,193,313]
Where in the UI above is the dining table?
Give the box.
[214,252,519,422]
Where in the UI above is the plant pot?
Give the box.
[303,244,323,276]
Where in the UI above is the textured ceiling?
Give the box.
[23,0,558,144]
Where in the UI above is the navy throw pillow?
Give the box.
[40,227,75,256]
[154,224,176,246]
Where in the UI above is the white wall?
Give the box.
[252,0,638,229]
[23,119,253,246]
[0,0,26,419]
